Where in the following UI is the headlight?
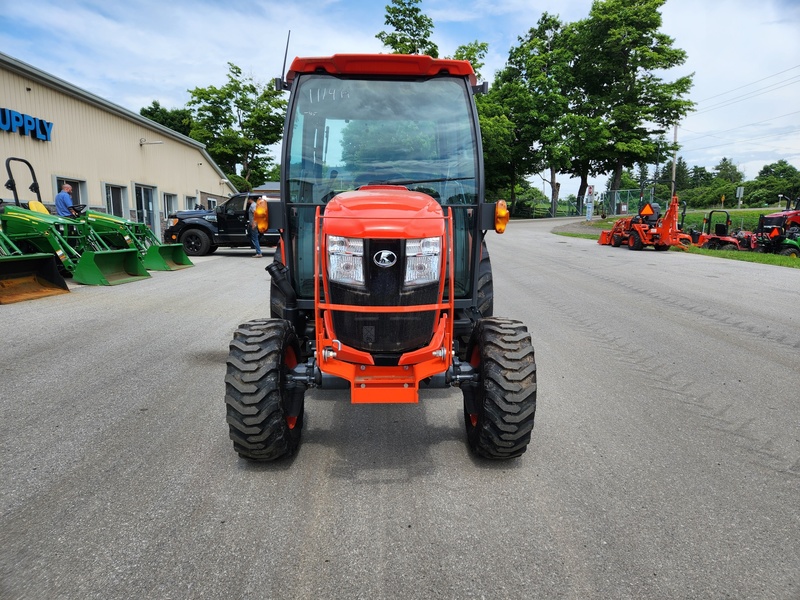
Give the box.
[405,237,440,286]
[328,235,364,285]
[204,214,217,223]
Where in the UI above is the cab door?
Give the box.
[216,195,249,242]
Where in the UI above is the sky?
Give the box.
[2,0,799,196]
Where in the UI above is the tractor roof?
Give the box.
[286,54,477,86]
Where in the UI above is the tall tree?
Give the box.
[713,157,743,183]
[570,0,694,191]
[139,100,193,137]
[187,63,285,188]
[452,40,489,81]
[376,0,439,56]
[492,13,574,213]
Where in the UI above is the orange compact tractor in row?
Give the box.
[598,194,691,251]
[224,54,537,461]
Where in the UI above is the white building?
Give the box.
[0,51,237,240]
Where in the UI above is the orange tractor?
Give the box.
[598,195,691,251]
[224,54,537,461]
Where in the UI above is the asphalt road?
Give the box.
[1,220,798,599]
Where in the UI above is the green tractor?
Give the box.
[2,157,150,285]
[754,213,800,258]
[0,226,69,304]
[85,210,193,271]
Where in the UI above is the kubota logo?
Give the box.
[373,250,397,268]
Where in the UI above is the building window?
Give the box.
[105,184,125,217]
[185,195,197,210]
[57,177,83,205]
[207,198,218,210]
[135,184,156,229]
[163,193,178,218]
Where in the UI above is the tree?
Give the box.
[492,13,574,213]
[187,63,286,187]
[748,159,800,207]
[452,40,489,81]
[713,157,743,184]
[689,165,713,188]
[570,0,694,191]
[376,0,438,57]
[476,93,516,200]
[139,100,193,137]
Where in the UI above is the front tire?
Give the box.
[477,240,494,318]
[628,231,644,251]
[225,319,304,461]
[779,246,799,258]
[180,229,212,256]
[462,318,537,459]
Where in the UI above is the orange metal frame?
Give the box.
[312,206,455,404]
[598,196,691,249]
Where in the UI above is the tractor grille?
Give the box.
[329,238,438,355]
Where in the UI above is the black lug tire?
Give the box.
[719,243,738,252]
[611,234,622,247]
[269,248,287,320]
[477,240,494,318]
[779,246,799,258]
[463,317,537,459]
[628,231,644,250]
[225,319,304,461]
[653,244,669,251]
[181,229,211,256]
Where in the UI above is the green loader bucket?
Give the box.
[0,253,70,304]
[85,210,193,271]
[72,248,151,286]
[142,243,194,271]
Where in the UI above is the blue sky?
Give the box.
[2,0,799,194]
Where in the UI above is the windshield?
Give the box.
[286,74,479,206]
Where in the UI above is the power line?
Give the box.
[680,110,800,142]
[695,63,800,103]
[691,75,800,115]
[680,126,800,152]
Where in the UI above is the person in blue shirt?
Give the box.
[54,184,76,217]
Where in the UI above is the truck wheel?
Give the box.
[628,231,644,250]
[462,318,537,459]
[180,229,211,256]
[225,319,304,461]
[477,240,493,317]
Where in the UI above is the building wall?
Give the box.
[0,54,236,239]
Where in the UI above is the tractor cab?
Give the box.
[271,55,504,348]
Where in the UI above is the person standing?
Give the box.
[54,183,76,217]
[247,196,262,258]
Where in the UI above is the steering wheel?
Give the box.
[71,204,87,215]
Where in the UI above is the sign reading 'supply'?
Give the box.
[0,108,54,141]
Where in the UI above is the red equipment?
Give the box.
[224,54,537,461]
[598,195,691,251]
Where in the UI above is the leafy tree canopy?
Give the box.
[187,63,286,186]
[139,100,193,137]
[376,0,439,57]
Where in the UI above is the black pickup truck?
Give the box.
[164,192,279,256]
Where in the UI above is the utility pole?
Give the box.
[670,123,678,197]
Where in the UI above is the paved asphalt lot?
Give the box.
[1,218,798,599]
